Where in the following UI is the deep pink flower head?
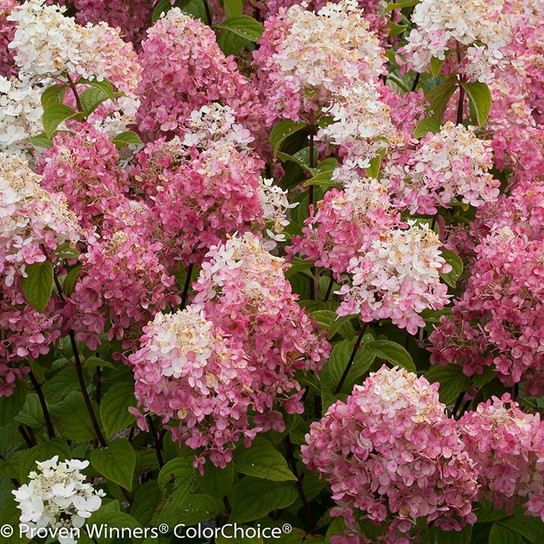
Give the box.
[72,0,153,47]
[0,0,17,77]
[38,124,130,230]
[459,394,544,520]
[66,228,179,355]
[430,226,544,396]
[132,136,265,266]
[302,365,478,543]
[193,233,330,415]
[0,153,81,395]
[135,8,263,141]
[129,306,255,469]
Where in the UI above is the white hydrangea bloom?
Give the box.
[13,456,105,544]
[0,76,43,153]
[182,103,254,148]
[258,177,298,242]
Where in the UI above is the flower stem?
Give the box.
[180,262,194,310]
[334,324,368,395]
[28,370,55,439]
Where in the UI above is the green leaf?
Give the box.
[195,459,234,496]
[63,264,82,297]
[439,248,464,287]
[77,77,119,103]
[365,154,382,178]
[498,505,544,541]
[50,392,100,441]
[321,339,375,393]
[42,104,81,138]
[29,132,53,148]
[112,130,143,148]
[414,118,441,139]
[461,81,492,126]
[233,438,296,482]
[20,440,71,483]
[426,79,457,123]
[83,356,114,369]
[0,381,27,427]
[157,456,193,494]
[152,0,172,21]
[131,481,160,525]
[303,170,340,189]
[475,500,508,523]
[41,85,67,110]
[426,364,471,405]
[15,394,45,429]
[224,0,243,18]
[366,340,416,372]
[21,261,54,313]
[228,478,297,524]
[430,56,446,77]
[425,524,472,544]
[215,16,264,42]
[489,524,522,544]
[173,494,224,525]
[90,438,135,491]
[154,484,191,526]
[85,511,141,544]
[79,86,108,116]
[385,0,419,11]
[388,21,408,36]
[269,119,307,155]
[217,29,250,56]
[99,381,137,438]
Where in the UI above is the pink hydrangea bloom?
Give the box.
[0,0,17,77]
[133,137,265,266]
[288,177,400,279]
[338,222,451,335]
[66,228,179,355]
[135,8,263,141]
[193,233,330,416]
[38,124,130,230]
[383,122,500,215]
[0,153,81,395]
[429,226,544,396]
[459,394,544,520]
[302,365,478,543]
[129,306,254,468]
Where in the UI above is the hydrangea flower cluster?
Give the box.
[67,228,179,355]
[430,226,544,395]
[459,394,544,520]
[0,75,43,153]
[337,223,451,334]
[192,233,330,416]
[8,0,141,90]
[39,124,130,229]
[403,0,517,83]
[258,177,298,242]
[383,123,500,215]
[253,0,387,122]
[145,141,265,265]
[288,177,399,279]
[135,8,262,141]
[130,234,329,466]
[13,456,104,544]
[129,307,253,468]
[0,0,17,78]
[302,366,479,544]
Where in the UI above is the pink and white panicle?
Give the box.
[193,233,330,417]
[429,226,544,396]
[302,366,478,544]
[8,0,141,91]
[135,8,262,140]
[403,0,517,83]
[0,153,80,395]
[39,124,130,230]
[338,222,451,335]
[129,306,254,469]
[459,395,544,521]
[288,177,400,279]
[253,0,387,123]
[383,123,500,215]
[0,0,17,78]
